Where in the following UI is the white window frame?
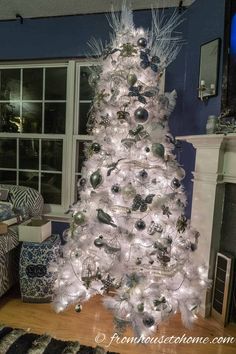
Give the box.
[0,59,164,218]
[0,60,98,218]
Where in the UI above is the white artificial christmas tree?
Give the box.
[52,5,209,336]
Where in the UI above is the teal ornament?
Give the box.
[91,142,101,153]
[97,209,117,228]
[127,73,137,86]
[74,211,86,225]
[151,143,165,158]
[137,303,144,312]
[134,107,149,123]
[90,169,103,189]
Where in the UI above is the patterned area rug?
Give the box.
[0,326,119,354]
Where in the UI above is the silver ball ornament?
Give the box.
[74,211,86,225]
[134,107,149,123]
[142,313,155,327]
[94,235,104,248]
[171,178,181,189]
[91,142,101,153]
[135,219,146,230]
[137,37,147,48]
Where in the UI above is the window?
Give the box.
[71,63,97,203]
[0,61,97,215]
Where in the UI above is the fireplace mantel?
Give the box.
[177,134,236,316]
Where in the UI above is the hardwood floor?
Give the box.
[0,289,235,354]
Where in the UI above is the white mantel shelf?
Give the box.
[176,134,236,184]
[176,133,236,317]
[177,133,236,147]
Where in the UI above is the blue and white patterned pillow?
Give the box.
[0,203,15,221]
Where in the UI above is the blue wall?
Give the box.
[0,0,226,217]
[166,0,226,217]
[0,10,157,60]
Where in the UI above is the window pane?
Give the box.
[80,66,95,100]
[44,103,66,134]
[78,102,92,134]
[0,139,16,168]
[42,140,62,171]
[23,68,43,100]
[0,69,20,100]
[0,170,16,184]
[19,171,39,190]
[19,139,39,170]
[41,173,62,204]
[75,141,87,173]
[45,67,67,100]
[22,103,42,133]
[0,103,20,132]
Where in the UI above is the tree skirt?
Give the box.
[0,326,119,354]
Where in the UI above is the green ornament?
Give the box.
[90,169,103,189]
[122,183,136,200]
[120,43,137,57]
[137,303,144,312]
[127,73,137,86]
[74,211,86,225]
[151,143,165,158]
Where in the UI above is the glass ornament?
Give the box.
[171,178,181,189]
[137,37,147,48]
[91,142,101,153]
[111,184,121,193]
[79,177,86,186]
[81,256,96,285]
[61,228,71,243]
[122,183,136,200]
[74,211,86,225]
[127,73,137,86]
[94,235,104,248]
[88,72,100,88]
[135,257,142,265]
[90,169,103,189]
[134,107,149,123]
[151,143,165,158]
[135,219,146,230]
[139,169,148,179]
[137,303,144,312]
[142,312,155,327]
[75,303,83,312]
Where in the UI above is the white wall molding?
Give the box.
[177,134,236,317]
